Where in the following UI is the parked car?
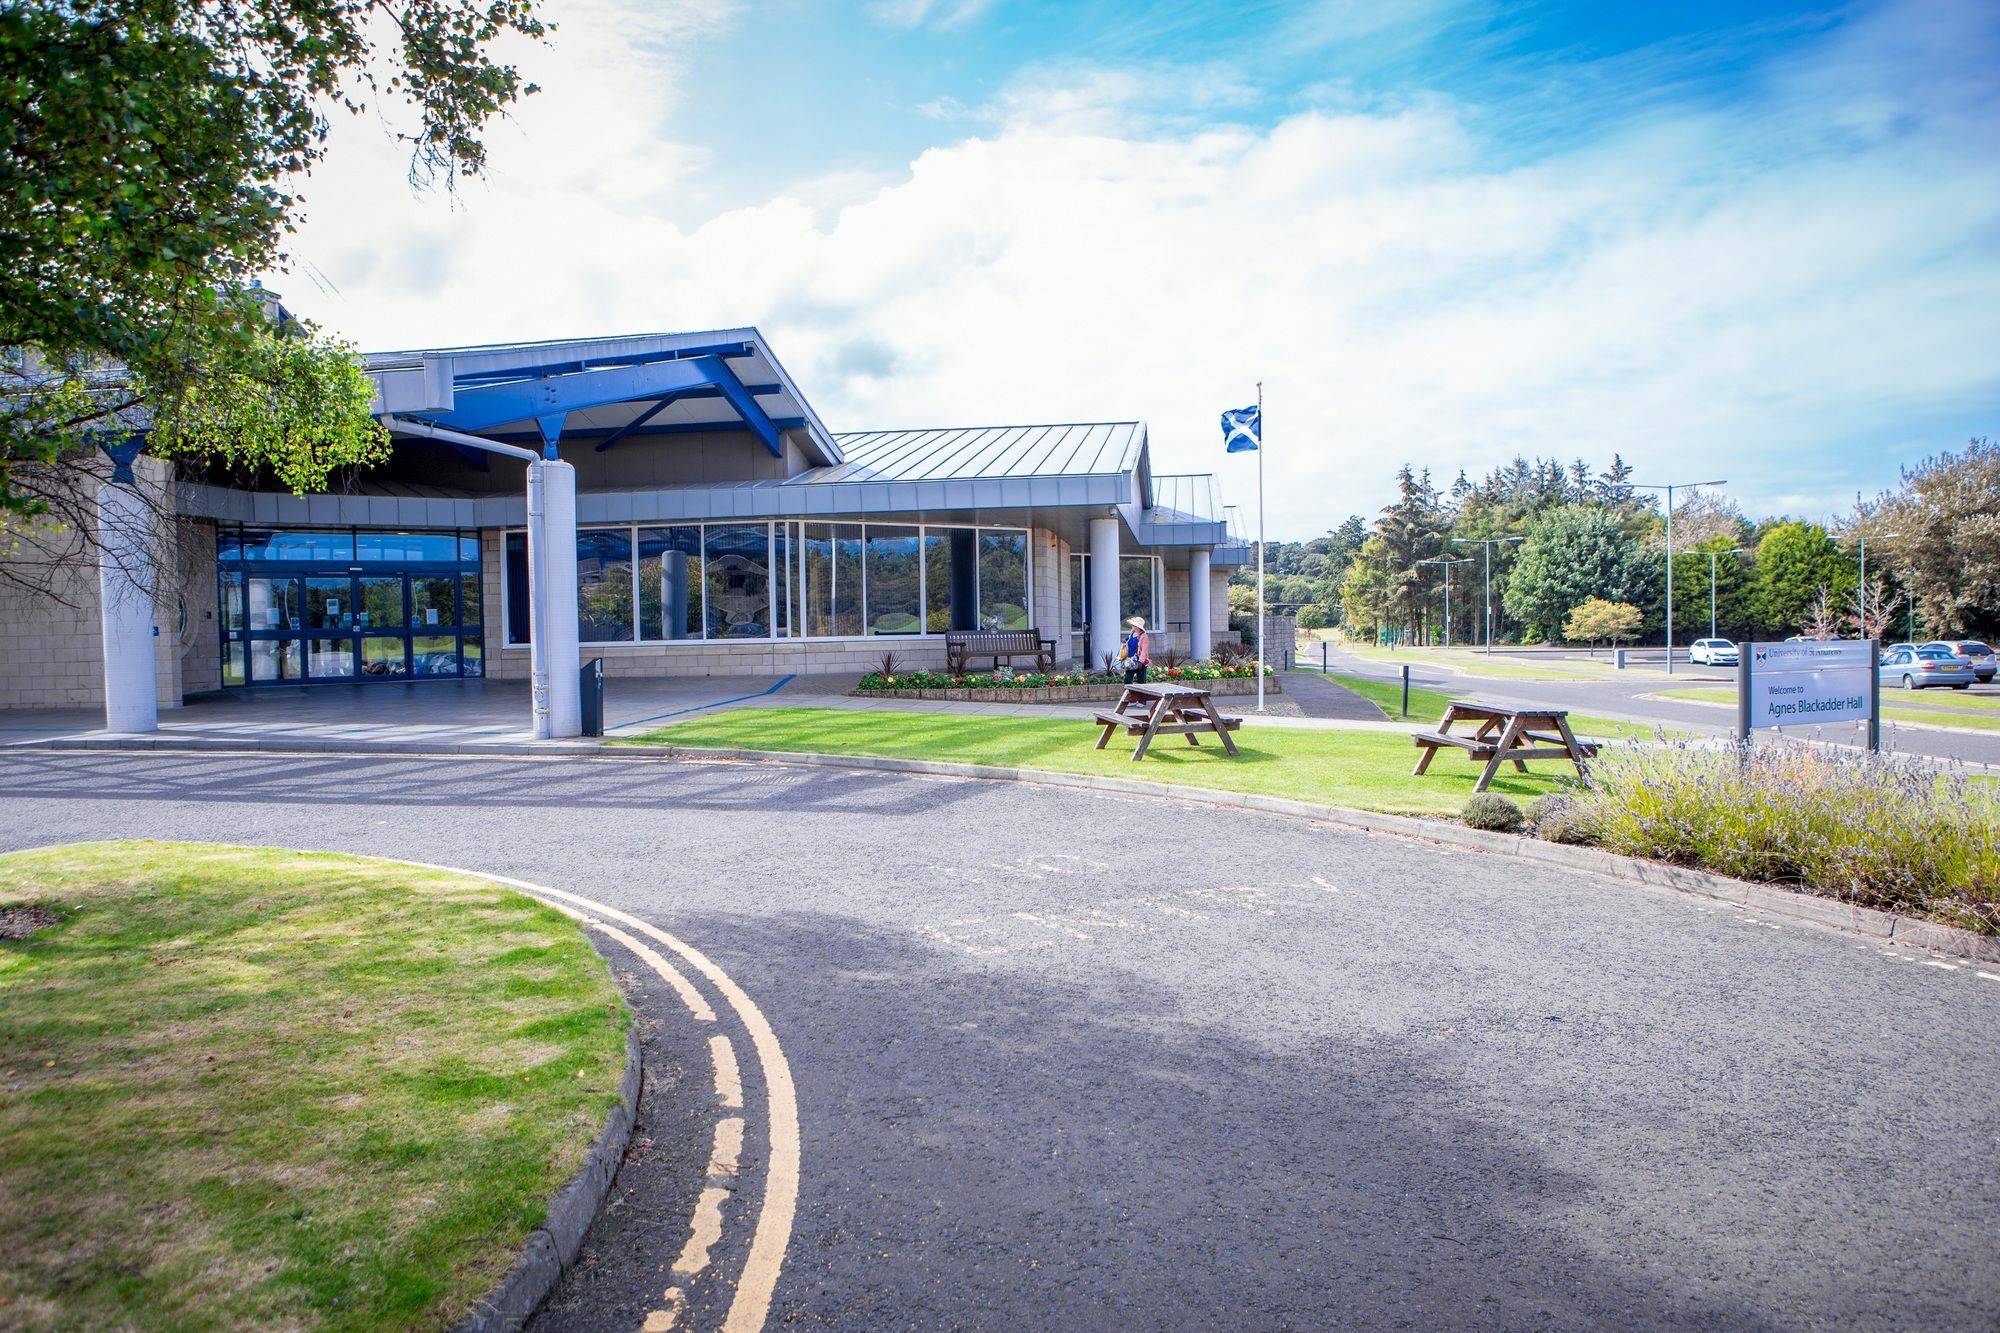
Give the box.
[1688,638,1739,666]
[1920,640,1996,682]
[1878,644,1975,690]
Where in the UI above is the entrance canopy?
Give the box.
[368,328,840,463]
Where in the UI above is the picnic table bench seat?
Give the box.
[945,629,1057,674]
[1090,682,1243,760]
[1409,700,1598,791]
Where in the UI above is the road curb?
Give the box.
[17,734,1998,964]
[454,1024,643,1333]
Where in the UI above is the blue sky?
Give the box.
[289,0,2000,538]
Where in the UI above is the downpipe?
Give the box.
[526,463,551,741]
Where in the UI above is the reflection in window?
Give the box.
[979,531,1029,630]
[865,527,921,634]
[1070,554,1089,633]
[1121,556,1156,626]
[577,529,634,642]
[356,531,470,563]
[235,529,354,562]
[308,639,355,678]
[505,532,530,644]
[638,526,701,640]
[412,575,458,628]
[411,635,461,677]
[361,637,408,677]
[703,525,770,638]
[361,576,404,629]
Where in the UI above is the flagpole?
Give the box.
[1255,380,1265,713]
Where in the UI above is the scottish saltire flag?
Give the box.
[1221,404,1261,453]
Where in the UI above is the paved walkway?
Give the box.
[3,749,1995,1329]
[0,671,1416,750]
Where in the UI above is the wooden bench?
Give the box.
[945,629,1057,675]
[1410,701,1599,792]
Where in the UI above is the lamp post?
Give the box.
[1700,548,1748,641]
[1452,536,1525,654]
[1631,479,1726,674]
[1418,556,1474,647]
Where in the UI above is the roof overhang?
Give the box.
[367,328,839,465]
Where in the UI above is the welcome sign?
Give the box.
[1738,640,1879,741]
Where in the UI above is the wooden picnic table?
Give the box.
[1411,700,1598,792]
[1093,681,1242,761]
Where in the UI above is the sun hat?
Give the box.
[1126,616,1146,629]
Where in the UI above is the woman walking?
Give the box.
[1121,615,1150,684]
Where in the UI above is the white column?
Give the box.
[527,459,582,739]
[1188,547,1213,661]
[1088,515,1121,671]
[98,482,158,733]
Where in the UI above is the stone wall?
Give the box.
[0,458,191,712]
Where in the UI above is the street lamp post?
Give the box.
[1418,556,1474,647]
[1701,548,1749,641]
[1452,536,1525,655]
[1631,479,1726,674]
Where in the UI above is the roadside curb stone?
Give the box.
[454,1024,643,1333]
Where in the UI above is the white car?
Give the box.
[1689,638,1739,666]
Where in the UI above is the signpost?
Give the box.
[1737,640,1880,751]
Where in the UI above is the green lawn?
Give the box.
[1323,673,1669,742]
[0,842,629,1330]
[1658,685,2000,732]
[622,706,1573,814]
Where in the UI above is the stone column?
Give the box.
[1088,515,1121,671]
[98,481,158,733]
[1188,547,1213,661]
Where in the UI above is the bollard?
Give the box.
[1322,640,1329,674]
[1400,663,1410,718]
[1616,648,1626,670]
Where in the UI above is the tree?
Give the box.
[1563,598,1642,652]
[1847,576,1904,643]
[0,0,548,523]
[1667,536,1754,637]
[1504,506,1658,642]
[1797,587,1841,640]
[1752,522,1853,636]
[1854,438,2000,637]
[1295,605,1327,631]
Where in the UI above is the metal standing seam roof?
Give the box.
[806,423,1146,484]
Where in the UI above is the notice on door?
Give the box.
[1742,641,1875,730]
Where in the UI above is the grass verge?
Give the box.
[1323,673,1669,742]
[619,706,1570,814]
[1656,685,2000,732]
[0,841,628,1330]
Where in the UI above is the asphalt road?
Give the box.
[1316,647,2000,766]
[3,750,1997,1330]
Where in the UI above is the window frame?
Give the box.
[500,519,1033,647]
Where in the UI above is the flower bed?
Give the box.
[855,663,1277,703]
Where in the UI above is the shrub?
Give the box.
[1570,740,2000,933]
[1462,792,1526,832]
[1527,792,1593,845]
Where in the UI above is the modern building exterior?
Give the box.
[0,327,1247,728]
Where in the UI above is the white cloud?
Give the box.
[869,0,995,29]
[276,0,2000,534]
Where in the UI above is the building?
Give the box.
[1,327,1248,732]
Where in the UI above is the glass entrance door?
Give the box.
[217,527,484,687]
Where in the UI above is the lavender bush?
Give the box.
[1566,740,2000,934]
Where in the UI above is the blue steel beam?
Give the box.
[476,418,807,445]
[445,342,757,387]
[430,359,716,433]
[593,393,683,452]
[691,355,782,457]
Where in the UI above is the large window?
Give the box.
[505,521,1030,644]
[1069,552,1159,636]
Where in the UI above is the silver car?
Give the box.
[1879,644,1975,690]
[1921,640,1996,682]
